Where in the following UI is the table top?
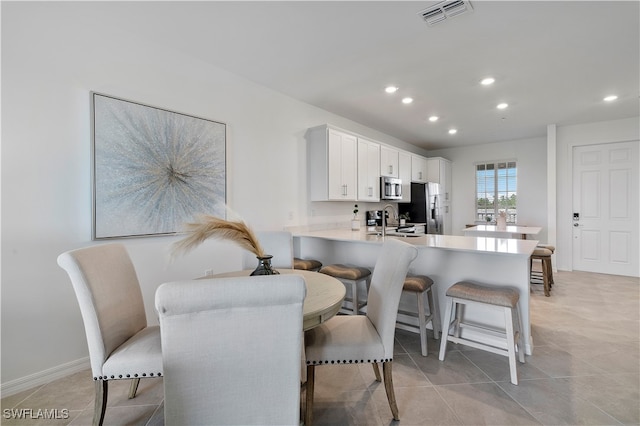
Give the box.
[464,225,542,235]
[208,269,345,331]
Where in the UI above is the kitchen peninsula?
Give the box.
[292,228,539,355]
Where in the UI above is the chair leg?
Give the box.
[514,305,526,364]
[453,302,463,338]
[416,292,428,356]
[542,258,550,297]
[305,365,315,426]
[93,380,108,426]
[372,362,382,382]
[428,288,441,340]
[504,308,518,385]
[438,298,454,361]
[128,378,140,399]
[382,362,399,421]
[351,280,358,315]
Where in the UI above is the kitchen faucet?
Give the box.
[381,203,398,237]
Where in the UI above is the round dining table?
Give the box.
[208,269,346,331]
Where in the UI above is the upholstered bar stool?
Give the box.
[439,281,525,385]
[536,244,555,286]
[530,247,553,296]
[319,264,371,315]
[294,257,323,272]
[396,275,441,356]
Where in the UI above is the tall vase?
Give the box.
[250,255,280,276]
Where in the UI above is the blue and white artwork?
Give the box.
[92,93,226,239]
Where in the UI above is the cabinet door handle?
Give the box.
[419,171,422,180]
[389,165,393,174]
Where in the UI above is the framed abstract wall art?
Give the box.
[92,93,226,239]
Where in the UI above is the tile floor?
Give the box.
[2,270,638,425]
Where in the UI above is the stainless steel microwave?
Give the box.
[381,176,402,200]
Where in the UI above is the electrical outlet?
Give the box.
[204,269,213,276]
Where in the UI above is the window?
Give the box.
[476,161,517,223]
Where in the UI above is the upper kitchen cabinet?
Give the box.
[357,138,380,202]
[398,151,412,203]
[308,125,358,201]
[427,157,452,202]
[411,155,428,183]
[380,145,399,178]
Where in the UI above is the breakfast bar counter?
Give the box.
[292,228,538,355]
[293,228,538,256]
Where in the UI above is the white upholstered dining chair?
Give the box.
[57,243,162,426]
[156,274,306,426]
[241,230,295,270]
[304,239,419,425]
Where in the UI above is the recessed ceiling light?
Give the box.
[481,77,495,85]
[448,129,457,135]
[385,86,399,94]
[603,95,618,102]
[497,103,509,109]
[402,97,414,104]
[428,116,439,122]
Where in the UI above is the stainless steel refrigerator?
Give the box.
[399,182,443,234]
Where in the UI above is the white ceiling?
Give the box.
[91,1,638,150]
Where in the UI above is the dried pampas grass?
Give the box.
[172,215,265,258]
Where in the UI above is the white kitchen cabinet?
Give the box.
[357,138,380,202]
[411,155,428,183]
[443,158,452,205]
[398,151,412,203]
[308,125,358,201]
[426,157,450,185]
[427,157,453,234]
[380,145,399,178]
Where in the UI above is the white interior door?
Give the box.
[572,141,639,276]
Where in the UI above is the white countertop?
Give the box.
[293,228,538,256]
[464,225,542,235]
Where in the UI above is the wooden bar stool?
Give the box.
[319,264,371,315]
[530,247,553,296]
[439,281,525,385]
[536,245,555,286]
[396,275,441,356]
[293,257,322,272]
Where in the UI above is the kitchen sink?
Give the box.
[386,232,422,238]
[366,230,423,238]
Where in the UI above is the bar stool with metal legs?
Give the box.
[319,264,371,315]
[439,281,525,385]
[396,275,441,356]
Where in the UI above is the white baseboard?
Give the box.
[1,357,90,397]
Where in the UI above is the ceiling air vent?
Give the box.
[418,0,473,26]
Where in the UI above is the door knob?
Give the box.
[573,222,579,227]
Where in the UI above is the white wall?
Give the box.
[428,137,549,243]
[0,2,419,388]
[554,117,640,271]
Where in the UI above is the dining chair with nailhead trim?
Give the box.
[156,275,306,425]
[58,243,162,426]
[304,239,418,425]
